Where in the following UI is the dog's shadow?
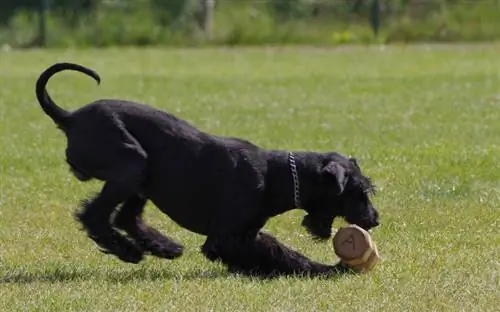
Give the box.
[0,267,230,284]
[1,265,355,284]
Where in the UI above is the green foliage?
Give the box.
[151,0,199,26]
[1,0,500,47]
[386,1,500,42]
[268,0,315,18]
[0,0,96,25]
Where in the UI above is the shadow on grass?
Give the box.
[0,267,230,284]
[0,264,356,284]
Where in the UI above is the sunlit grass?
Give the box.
[0,44,499,311]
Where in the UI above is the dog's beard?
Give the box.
[301,214,333,240]
[342,205,380,231]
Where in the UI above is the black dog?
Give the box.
[36,62,379,277]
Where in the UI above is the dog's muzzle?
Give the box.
[345,214,380,231]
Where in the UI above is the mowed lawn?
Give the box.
[0,45,499,311]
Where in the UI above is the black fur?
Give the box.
[36,62,380,277]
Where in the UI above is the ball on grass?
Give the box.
[332,224,380,272]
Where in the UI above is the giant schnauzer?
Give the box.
[36,62,380,277]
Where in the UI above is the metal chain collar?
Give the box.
[288,152,301,208]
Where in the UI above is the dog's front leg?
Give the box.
[202,231,344,277]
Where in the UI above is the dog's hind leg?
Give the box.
[70,118,148,263]
[202,231,346,278]
[77,183,144,263]
[113,195,184,260]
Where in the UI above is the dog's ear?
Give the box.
[321,161,348,194]
[349,157,359,168]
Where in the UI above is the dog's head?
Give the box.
[301,153,379,240]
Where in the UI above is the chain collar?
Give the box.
[288,152,301,208]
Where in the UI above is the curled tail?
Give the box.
[36,62,101,130]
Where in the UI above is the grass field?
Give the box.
[0,44,499,311]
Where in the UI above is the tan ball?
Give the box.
[332,224,380,272]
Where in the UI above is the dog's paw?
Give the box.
[117,249,144,264]
[97,246,143,264]
[136,235,184,260]
[151,242,184,260]
[88,230,145,264]
[127,225,184,260]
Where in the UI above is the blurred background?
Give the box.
[1,0,499,49]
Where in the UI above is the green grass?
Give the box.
[0,44,499,311]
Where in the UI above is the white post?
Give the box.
[200,0,215,37]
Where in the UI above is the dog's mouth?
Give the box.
[343,216,380,232]
[301,214,332,241]
[302,214,379,240]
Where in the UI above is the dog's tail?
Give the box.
[36,62,101,130]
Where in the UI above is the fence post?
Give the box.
[200,0,215,38]
[38,0,48,46]
[370,0,381,38]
